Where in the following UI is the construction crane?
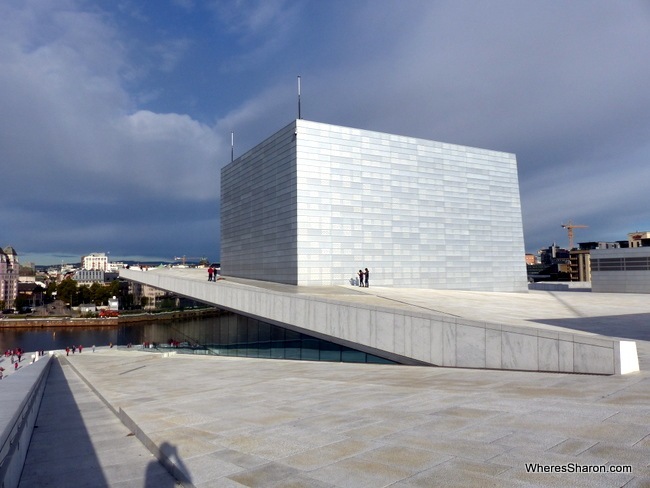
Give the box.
[561,221,588,250]
[174,256,208,266]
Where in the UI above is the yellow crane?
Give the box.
[561,221,588,250]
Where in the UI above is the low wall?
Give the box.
[121,269,639,375]
[0,355,52,488]
[0,309,221,329]
[528,282,592,291]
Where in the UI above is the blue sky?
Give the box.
[2,0,649,265]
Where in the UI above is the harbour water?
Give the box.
[0,323,147,352]
[0,315,394,364]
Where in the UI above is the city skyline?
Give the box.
[2,1,649,266]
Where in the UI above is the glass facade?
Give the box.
[142,312,395,364]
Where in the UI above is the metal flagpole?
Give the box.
[297,75,301,120]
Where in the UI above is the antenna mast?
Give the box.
[230,131,234,163]
[297,75,302,120]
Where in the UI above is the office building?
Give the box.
[0,246,20,308]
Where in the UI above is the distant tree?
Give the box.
[57,278,78,306]
[46,282,57,301]
[108,280,121,298]
[89,282,110,305]
[78,285,92,305]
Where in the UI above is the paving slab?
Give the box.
[58,347,650,487]
[17,357,179,488]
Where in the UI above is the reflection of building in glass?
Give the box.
[221,120,527,292]
[134,312,394,364]
[129,282,167,310]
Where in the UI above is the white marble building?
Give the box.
[221,120,528,292]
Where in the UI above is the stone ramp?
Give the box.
[18,357,179,488]
[120,268,640,375]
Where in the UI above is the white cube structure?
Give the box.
[221,119,528,291]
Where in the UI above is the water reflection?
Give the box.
[0,326,120,352]
[0,314,395,364]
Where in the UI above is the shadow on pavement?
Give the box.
[529,313,650,342]
[18,359,111,487]
[147,441,192,488]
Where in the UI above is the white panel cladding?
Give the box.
[221,119,527,291]
[294,120,527,291]
[591,247,650,293]
[221,122,299,284]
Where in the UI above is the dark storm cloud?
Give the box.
[2,0,649,264]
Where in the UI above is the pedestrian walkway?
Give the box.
[0,352,43,380]
[61,347,650,487]
[18,356,180,488]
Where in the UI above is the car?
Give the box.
[99,309,119,317]
[2,309,15,314]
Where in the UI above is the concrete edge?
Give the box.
[62,355,195,488]
[0,355,52,488]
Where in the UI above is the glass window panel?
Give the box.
[341,348,365,363]
[257,341,271,358]
[319,341,341,362]
[258,322,271,342]
[301,338,320,361]
[270,341,285,359]
[285,340,301,360]
[285,328,301,341]
[367,355,395,364]
[247,320,259,344]
[270,325,285,342]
